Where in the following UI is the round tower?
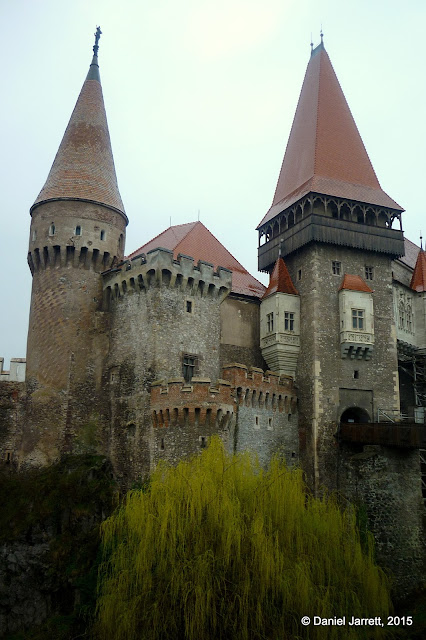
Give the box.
[24,29,127,462]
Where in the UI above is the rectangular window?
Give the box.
[186,300,193,313]
[284,312,294,331]
[266,312,274,332]
[352,309,364,330]
[298,269,302,281]
[183,354,197,382]
[365,266,374,280]
[332,261,341,275]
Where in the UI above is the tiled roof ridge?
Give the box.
[126,221,265,298]
[410,248,426,292]
[339,273,373,293]
[127,222,197,259]
[176,222,253,274]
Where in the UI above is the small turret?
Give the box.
[260,255,300,377]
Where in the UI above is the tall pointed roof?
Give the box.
[410,249,426,292]
[128,221,266,298]
[262,256,298,299]
[258,43,402,229]
[31,30,126,220]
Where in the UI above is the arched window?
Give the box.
[75,225,82,236]
[48,223,55,236]
[100,229,106,241]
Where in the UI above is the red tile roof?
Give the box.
[258,44,402,229]
[32,54,126,218]
[410,249,426,292]
[339,274,373,293]
[128,221,266,298]
[262,256,298,298]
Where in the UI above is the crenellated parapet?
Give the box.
[0,358,26,382]
[102,247,232,306]
[27,244,116,274]
[151,377,234,429]
[222,363,297,413]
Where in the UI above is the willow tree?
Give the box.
[95,438,390,640]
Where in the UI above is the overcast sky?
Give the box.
[1,0,424,368]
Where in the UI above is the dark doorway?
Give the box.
[340,407,370,424]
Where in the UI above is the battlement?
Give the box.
[102,247,232,305]
[151,376,234,428]
[0,358,26,382]
[28,245,116,274]
[222,363,297,412]
[150,364,298,429]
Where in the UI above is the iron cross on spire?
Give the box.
[93,26,102,56]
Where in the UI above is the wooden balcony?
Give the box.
[258,214,405,272]
[339,422,426,449]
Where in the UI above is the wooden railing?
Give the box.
[339,422,426,448]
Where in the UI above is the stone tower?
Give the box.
[257,39,405,489]
[24,30,128,464]
[257,40,424,594]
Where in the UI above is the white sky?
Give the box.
[1,0,424,368]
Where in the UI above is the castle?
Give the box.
[1,30,425,594]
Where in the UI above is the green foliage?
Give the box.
[95,438,391,640]
[0,455,116,639]
[0,455,113,542]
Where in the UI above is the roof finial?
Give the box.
[420,232,423,251]
[278,240,283,257]
[93,26,102,57]
[320,26,324,45]
[310,33,313,55]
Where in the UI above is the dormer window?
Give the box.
[75,225,82,236]
[48,223,55,236]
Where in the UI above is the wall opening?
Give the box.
[340,407,370,424]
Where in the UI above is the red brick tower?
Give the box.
[24,29,127,463]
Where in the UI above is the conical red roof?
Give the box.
[128,221,265,298]
[410,249,426,292]
[258,44,402,229]
[339,274,373,293]
[31,53,126,219]
[262,256,298,299]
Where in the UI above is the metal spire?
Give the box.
[93,26,102,56]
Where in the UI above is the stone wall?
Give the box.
[0,381,26,467]
[151,378,234,466]
[285,244,400,488]
[222,364,298,466]
[220,295,266,370]
[337,444,424,598]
